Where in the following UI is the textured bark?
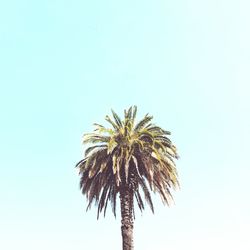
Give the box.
[120,187,134,250]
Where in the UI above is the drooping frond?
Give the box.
[76,106,179,218]
[83,133,110,144]
[131,106,137,124]
[84,144,107,157]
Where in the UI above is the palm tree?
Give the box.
[76,106,179,250]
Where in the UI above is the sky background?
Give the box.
[0,0,250,249]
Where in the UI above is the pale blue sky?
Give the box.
[0,0,250,249]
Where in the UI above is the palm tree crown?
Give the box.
[76,106,179,219]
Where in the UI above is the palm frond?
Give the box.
[132,106,137,124]
[146,125,171,135]
[111,109,123,128]
[138,177,154,213]
[93,123,114,135]
[134,189,145,212]
[105,115,119,131]
[85,144,107,157]
[134,114,153,132]
[83,133,110,144]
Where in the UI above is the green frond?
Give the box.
[126,106,133,120]
[134,114,153,132]
[111,109,123,128]
[138,129,154,138]
[132,105,137,123]
[155,135,172,146]
[93,123,114,135]
[153,141,166,152]
[83,133,110,144]
[146,125,171,135]
[105,115,119,131]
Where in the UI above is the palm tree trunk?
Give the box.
[120,187,134,250]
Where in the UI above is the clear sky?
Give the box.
[0,0,250,249]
